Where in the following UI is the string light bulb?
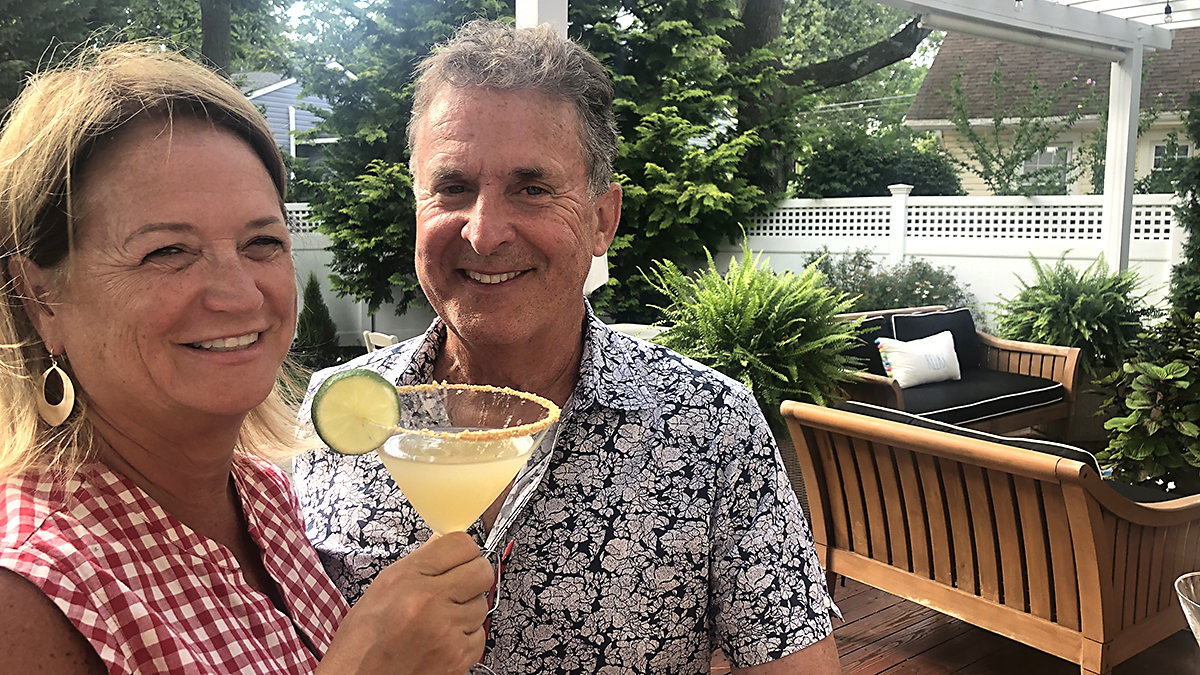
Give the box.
[1165,2,1174,23]
[1015,0,1024,10]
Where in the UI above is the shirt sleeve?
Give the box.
[708,386,835,669]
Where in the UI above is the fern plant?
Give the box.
[994,254,1153,377]
[646,243,860,435]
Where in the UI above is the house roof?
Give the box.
[236,71,288,95]
[905,26,1200,123]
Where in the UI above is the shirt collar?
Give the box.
[391,301,659,412]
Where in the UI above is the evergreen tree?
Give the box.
[295,272,342,369]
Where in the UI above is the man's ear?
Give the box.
[6,256,62,351]
[591,182,622,257]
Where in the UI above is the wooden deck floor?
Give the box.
[710,578,1200,674]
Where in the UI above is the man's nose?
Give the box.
[460,190,516,257]
[202,251,265,314]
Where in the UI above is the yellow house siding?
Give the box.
[934,121,1185,196]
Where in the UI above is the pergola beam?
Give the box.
[885,0,1173,49]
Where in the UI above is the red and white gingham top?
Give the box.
[1,454,349,674]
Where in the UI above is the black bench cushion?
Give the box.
[833,400,1173,502]
[892,307,980,371]
[845,315,892,377]
[834,400,1099,471]
[899,369,1065,426]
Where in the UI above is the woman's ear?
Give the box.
[6,255,63,352]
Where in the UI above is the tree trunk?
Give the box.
[730,0,788,194]
[200,0,232,77]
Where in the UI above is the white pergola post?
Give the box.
[517,0,611,296]
[1101,43,1143,271]
[515,0,568,37]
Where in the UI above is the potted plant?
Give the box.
[993,253,1154,442]
[645,242,861,507]
[1098,311,1200,494]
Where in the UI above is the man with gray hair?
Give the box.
[295,19,839,674]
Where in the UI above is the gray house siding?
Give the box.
[243,76,333,152]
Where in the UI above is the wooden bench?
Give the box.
[783,400,1200,675]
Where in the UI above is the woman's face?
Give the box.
[30,116,296,434]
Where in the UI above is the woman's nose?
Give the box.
[202,252,265,314]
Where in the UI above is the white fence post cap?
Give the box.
[888,184,915,195]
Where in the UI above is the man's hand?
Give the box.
[319,532,494,675]
[733,634,840,675]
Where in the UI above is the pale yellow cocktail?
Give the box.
[378,383,559,535]
[378,432,536,534]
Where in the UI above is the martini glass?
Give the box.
[375,384,559,674]
[1177,572,1200,648]
[375,383,560,536]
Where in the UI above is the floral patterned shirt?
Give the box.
[293,307,835,674]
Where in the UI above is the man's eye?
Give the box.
[522,186,548,196]
[440,185,467,195]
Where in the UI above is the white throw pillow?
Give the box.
[875,331,962,388]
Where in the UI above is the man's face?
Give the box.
[411,86,620,352]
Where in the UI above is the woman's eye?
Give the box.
[142,246,185,263]
[245,236,286,259]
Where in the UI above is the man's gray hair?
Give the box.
[408,20,618,196]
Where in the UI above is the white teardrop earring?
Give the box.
[38,355,75,427]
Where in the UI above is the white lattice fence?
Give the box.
[286,202,319,233]
[748,202,892,239]
[725,191,1183,314]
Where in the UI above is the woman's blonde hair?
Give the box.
[0,42,303,479]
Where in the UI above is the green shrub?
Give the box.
[1097,311,1200,491]
[294,272,342,370]
[308,160,424,317]
[993,254,1153,377]
[646,242,860,435]
[802,248,979,320]
[794,127,965,198]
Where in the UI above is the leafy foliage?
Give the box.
[944,63,1100,196]
[1170,92,1200,315]
[802,248,979,318]
[785,1,941,129]
[124,0,293,74]
[0,0,128,110]
[294,272,342,370]
[0,0,291,112]
[1098,311,1200,490]
[794,126,964,198]
[647,242,860,435]
[309,159,423,315]
[993,254,1153,377]
[582,6,800,322]
[1078,74,1170,196]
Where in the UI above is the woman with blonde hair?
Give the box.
[0,44,492,674]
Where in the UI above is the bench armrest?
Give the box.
[842,371,905,409]
[976,331,1082,398]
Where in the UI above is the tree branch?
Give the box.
[783,16,931,92]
